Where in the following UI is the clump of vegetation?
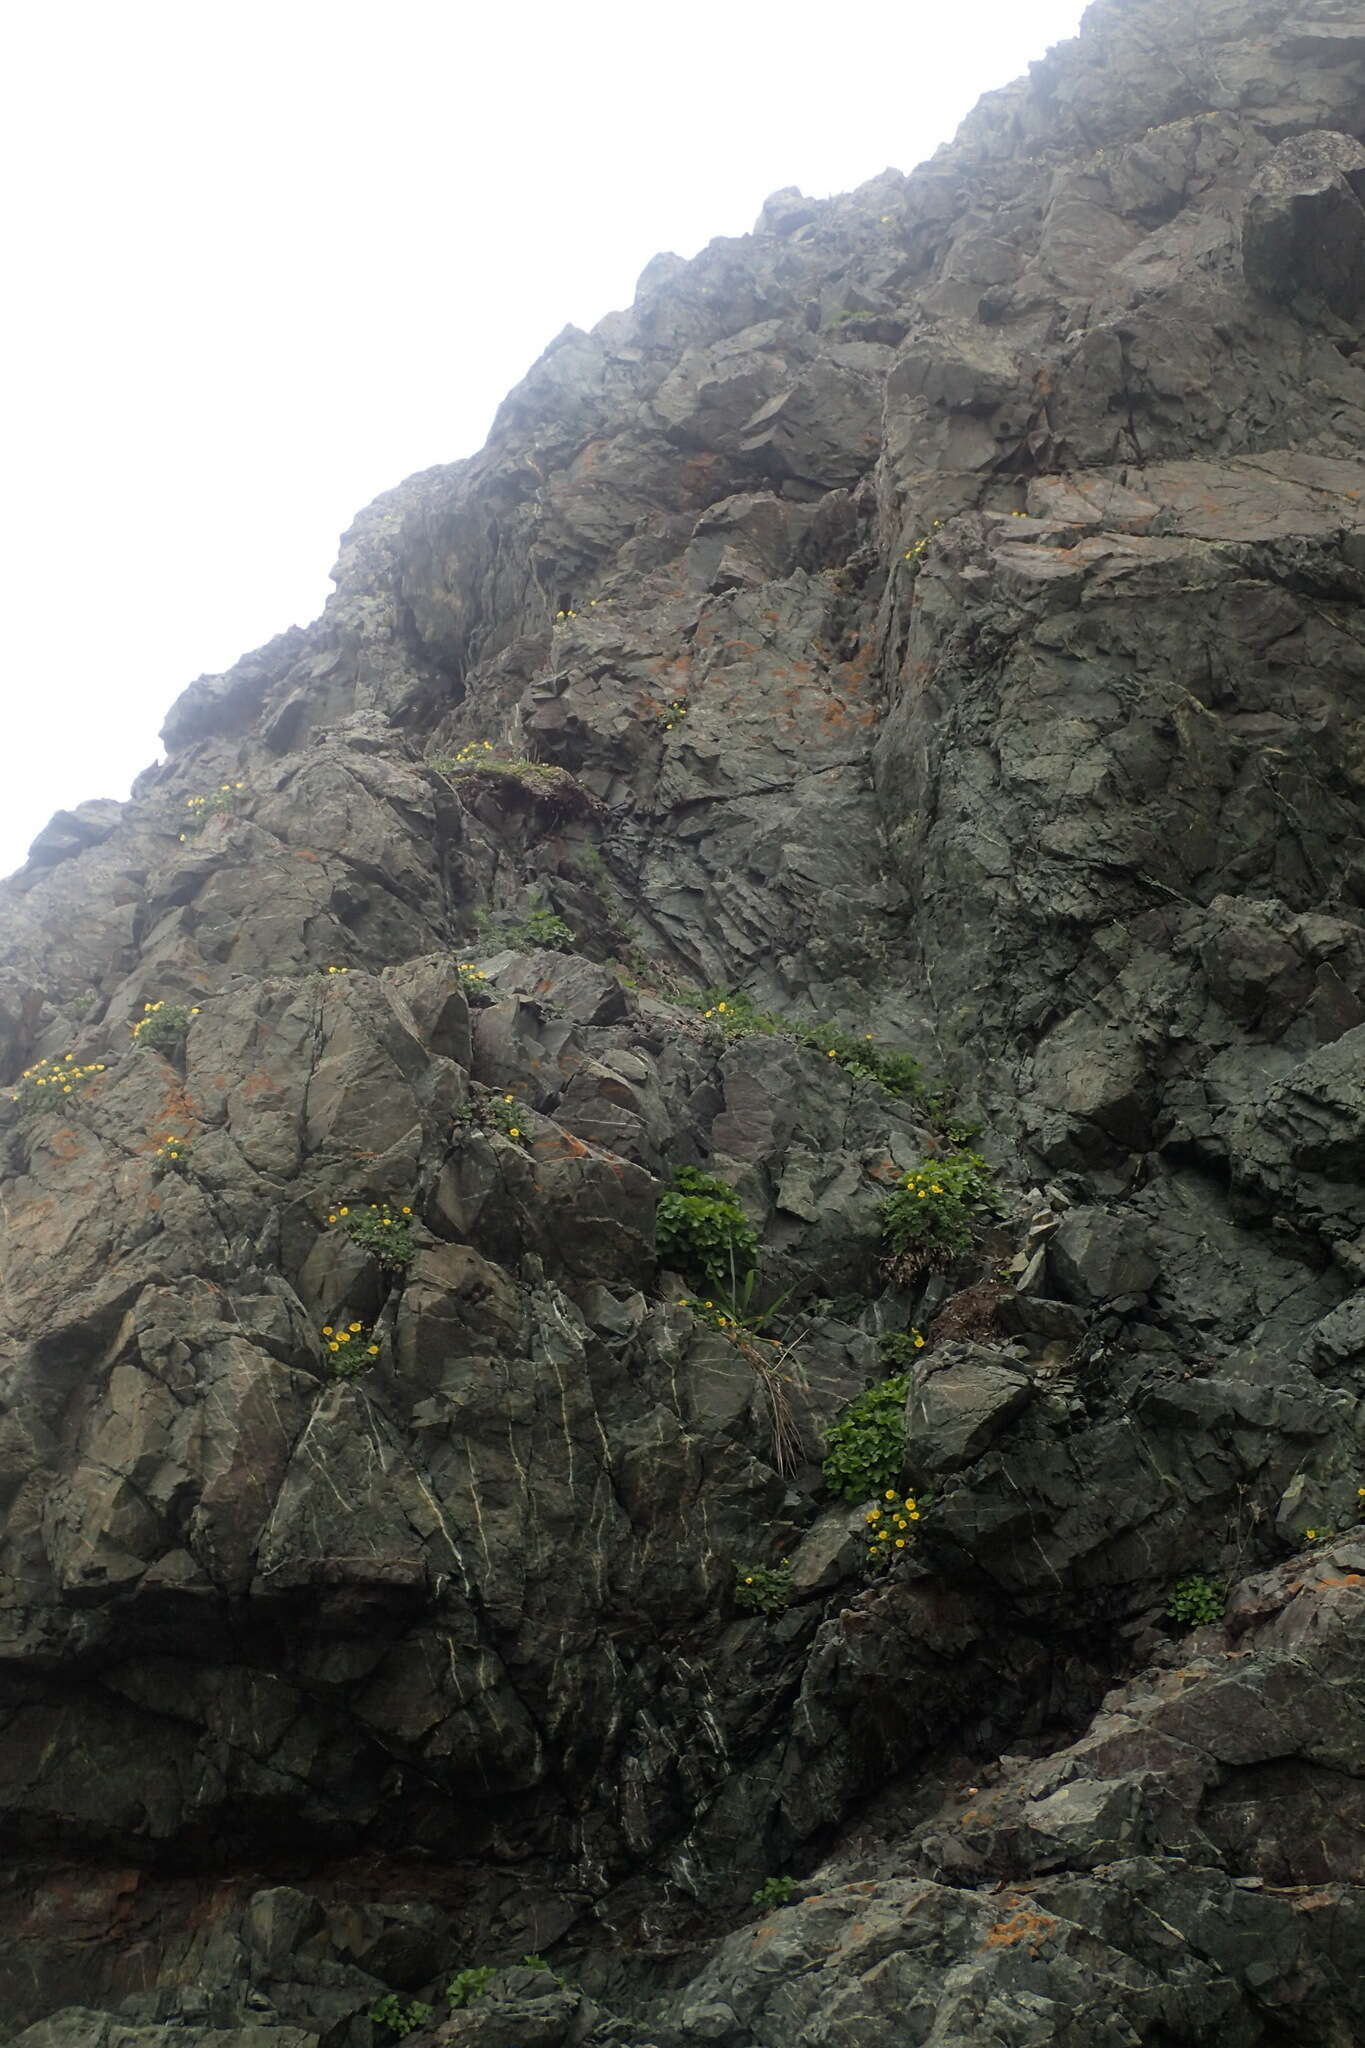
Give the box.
[475,905,576,952]
[734,1560,793,1616]
[881,1151,999,1282]
[14,1053,106,1111]
[656,1167,758,1286]
[326,1199,416,1269]
[676,1273,792,1339]
[323,964,351,976]
[455,961,494,1003]
[67,990,99,1019]
[661,698,689,731]
[152,1135,193,1175]
[453,1090,528,1145]
[822,1377,908,1502]
[368,1995,433,2039]
[178,783,246,840]
[445,1965,497,2008]
[681,990,928,1102]
[1167,1573,1226,1627]
[752,1876,798,1910]
[320,1317,381,1377]
[901,519,944,567]
[131,1000,200,1053]
[876,1330,927,1369]
[864,1489,926,1571]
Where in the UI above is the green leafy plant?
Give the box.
[656,1167,758,1286]
[876,1330,927,1369]
[734,1560,793,1616]
[680,991,928,1102]
[14,1053,107,1112]
[130,1000,200,1052]
[881,1151,999,1280]
[368,1994,433,2039]
[863,1487,927,1571]
[475,905,576,952]
[152,1135,194,1176]
[178,782,245,840]
[822,1376,907,1502]
[326,1199,416,1269]
[320,1316,381,1377]
[445,1965,497,2008]
[67,990,98,1019]
[751,1876,798,1909]
[453,1090,528,1145]
[661,698,690,730]
[1167,1573,1226,1627]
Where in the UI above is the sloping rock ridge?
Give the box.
[5,1,1365,2042]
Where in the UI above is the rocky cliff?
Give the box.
[5,3,1365,2044]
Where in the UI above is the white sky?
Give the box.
[0,0,1085,880]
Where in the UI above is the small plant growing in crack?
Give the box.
[1166,1573,1226,1627]
[751,1876,798,1910]
[368,1993,433,2038]
[863,1489,928,1572]
[320,1317,382,1377]
[326,1199,416,1268]
[130,1001,200,1052]
[734,1560,793,1616]
[656,1167,757,1286]
[152,1135,194,1176]
[13,1053,106,1111]
[445,1964,497,2007]
[880,1151,999,1284]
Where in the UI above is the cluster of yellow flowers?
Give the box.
[902,519,944,564]
[320,1319,381,1375]
[902,1168,946,1203]
[662,699,689,732]
[15,1052,106,1108]
[178,783,245,841]
[702,1002,729,1019]
[554,598,610,620]
[457,963,489,983]
[452,740,495,764]
[867,1491,922,1558]
[324,965,350,975]
[131,1000,200,1042]
[153,1136,192,1171]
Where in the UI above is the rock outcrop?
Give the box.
[5,2,1365,2042]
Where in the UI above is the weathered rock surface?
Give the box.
[5,1,1365,2041]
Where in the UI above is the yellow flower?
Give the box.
[322,1326,333,1336]
[339,1206,348,1216]
[904,1497,915,1508]
[508,1127,521,1138]
[504,1094,514,1102]
[717,1002,727,1013]
[744,1576,754,1585]
[328,1342,340,1353]
[1306,1528,1319,1541]
[877,1530,889,1541]
[349,1322,362,1332]
[401,1205,411,1214]
[914,1334,925,1348]
[865,1513,878,1524]
[367,1344,380,1356]
[895,1539,906,1548]
[910,1511,920,1521]
[884,1491,895,1501]
[827,1049,837,1058]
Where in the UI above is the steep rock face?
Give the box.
[5,2,1365,2044]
